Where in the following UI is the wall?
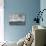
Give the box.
[40,0,46,27]
[40,0,46,45]
[4,0,40,42]
[0,0,4,42]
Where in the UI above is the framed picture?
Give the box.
[9,14,26,25]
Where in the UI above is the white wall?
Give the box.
[0,0,4,42]
[40,0,46,27]
[40,0,46,45]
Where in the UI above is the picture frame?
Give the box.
[9,14,26,25]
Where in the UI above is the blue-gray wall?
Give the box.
[4,0,40,42]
